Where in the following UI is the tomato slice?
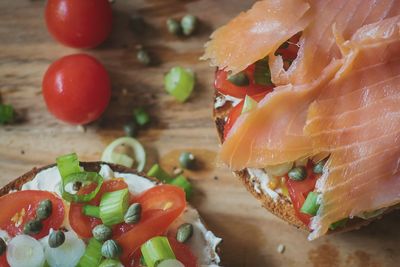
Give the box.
[223,91,271,140]
[117,185,186,265]
[215,65,273,98]
[285,163,319,226]
[0,190,64,239]
[0,254,9,267]
[69,179,128,238]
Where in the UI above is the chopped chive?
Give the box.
[169,175,192,200]
[329,218,348,230]
[0,104,14,125]
[147,164,173,183]
[99,188,129,226]
[77,238,103,267]
[133,107,150,126]
[83,205,100,218]
[141,236,176,267]
[300,192,319,216]
[164,67,195,103]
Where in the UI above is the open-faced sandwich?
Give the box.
[0,153,221,267]
[204,0,400,239]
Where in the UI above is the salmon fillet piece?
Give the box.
[307,16,400,239]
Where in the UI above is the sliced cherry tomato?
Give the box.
[223,91,271,140]
[117,185,186,265]
[0,254,9,267]
[45,0,112,48]
[42,54,111,125]
[285,163,319,226]
[69,179,128,238]
[215,65,273,98]
[0,190,64,239]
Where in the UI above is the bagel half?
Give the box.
[212,92,398,235]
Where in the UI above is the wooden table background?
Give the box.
[1,1,399,266]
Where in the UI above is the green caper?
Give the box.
[227,72,250,86]
[179,152,196,169]
[288,166,307,181]
[0,238,6,256]
[101,240,122,259]
[166,18,181,35]
[137,49,151,66]
[124,203,142,224]
[123,122,138,137]
[313,159,327,174]
[36,199,52,220]
[181,14,198,36]
[23,218,43,235]
[92,224,112,242]
[48,230,65,248]
[176,223,193,243]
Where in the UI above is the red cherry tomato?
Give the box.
[117,185,186,265]
[285,162,319,226]
[223,91,271,140]
[215,65,272,98]
[45,0,112,48]
[69,179,128,238]
[0,190,64,239]
[42,54,111,125]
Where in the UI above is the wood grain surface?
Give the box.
[0,1,399,267]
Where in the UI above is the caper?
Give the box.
[313,159,327,174]
[137,49,151,66]
[166,18,181,35]
[36,199,52,220]
[181,14,198,36]
[124,203,142,224]
[48,230,65,248]
[0,238,6,256]
[179,152,196,170]
[288,166,307,181]
[101,240,122,259]
[23,218,43,235]
[92,224,112,242]
[227,72,250,86]
[176,223,193,243]
[123,122,138,137]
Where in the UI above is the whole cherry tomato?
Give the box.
[45,0,113,48]
[42,54,111,125]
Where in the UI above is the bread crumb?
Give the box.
[277,244,285,254]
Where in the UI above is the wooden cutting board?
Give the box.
[0,1,399,266]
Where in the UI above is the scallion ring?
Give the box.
[61,172,103,203]
[141,236,176,267]
[101,137,146,171]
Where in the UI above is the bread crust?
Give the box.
[213,91,398,235]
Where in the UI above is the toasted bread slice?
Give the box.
[212,92,398,235]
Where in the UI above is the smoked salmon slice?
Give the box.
[205,0,400,238]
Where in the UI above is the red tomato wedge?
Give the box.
[285,163,319,226]
[0,190,64,239]
[69,179,128,238]
[223,91,271,140]
[215,65,273,98]
[0,254,9,267]
[117,185,186,265]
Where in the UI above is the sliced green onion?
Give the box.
[241,95,258,114]
[100,188,129,226]
[61,172,103,203]
[329,218,348,230]
[110,153,135,168]
[141,236,176,267]
[99,259,123,267]
[101,137,146,171]
[56,153,81,179]
[0,104,14,124]
[169,175,192,200]
[300,192,320,216]
[133,107,150,126]
[147,164,173,183]
[77,238,103,267]
[254,57,272,86]
[164,66,195,103]
[83,205,100,218]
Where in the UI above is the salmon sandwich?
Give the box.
[203,0,400,239]
[0,153,221,267]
